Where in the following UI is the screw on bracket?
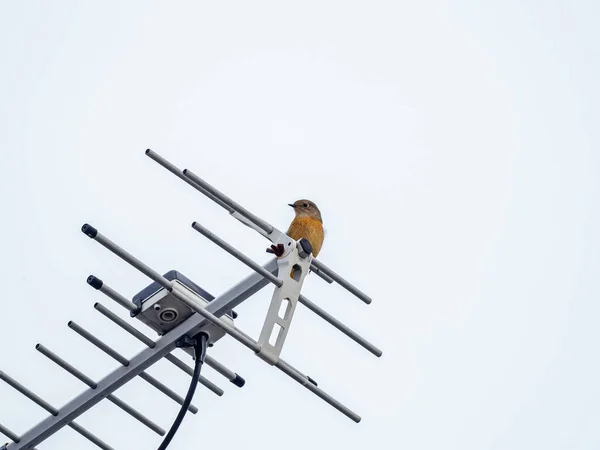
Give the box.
[297,238,313,259]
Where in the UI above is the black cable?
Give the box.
[157,333,209,450]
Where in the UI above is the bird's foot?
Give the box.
[266,243,285,257]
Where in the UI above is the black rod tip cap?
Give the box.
[87,275,103,290]
[81,223,98,238]
[231,374,246,388]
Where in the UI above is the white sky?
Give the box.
[1,1,599,449]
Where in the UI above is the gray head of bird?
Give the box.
[288,199,323,222]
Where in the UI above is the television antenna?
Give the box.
[1,149,382,450]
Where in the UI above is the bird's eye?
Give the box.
[303,202,309,208]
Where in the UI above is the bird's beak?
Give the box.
[288,203,295,208]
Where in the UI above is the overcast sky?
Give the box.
[1,1,599,449]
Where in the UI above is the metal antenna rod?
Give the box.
[169,289,362,422]
[93,302,155,346]
[144,149,335,284]
[4,149,380,449]
[182,168,274,234]
[94,281,138,313]
[310,259,372,304]
[93,302,245,387]
[165,354,244,388]
[87,275,227,390]
[0,424,24,447]
[0,371,113,450]
[67,321,200,412]
[192,221,283,287]
[191,221,383,357]
[69,316,224,398]
[82,224,362,422]
[0,428,39,450]
[180,162,371,302]
[82,228,260,351]
[0,372,57,413]
[297,294,382,357]
[35,345,165,436]
[308,265,334,284]
[69,423,113,450]
[4,266,271,450]
[143,149,235,213]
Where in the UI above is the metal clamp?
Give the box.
[257,243,312,364]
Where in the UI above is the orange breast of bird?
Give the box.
[287,216,325,257]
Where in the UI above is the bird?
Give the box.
[267,199,325,262]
